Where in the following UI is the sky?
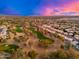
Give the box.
[0,0,79,16]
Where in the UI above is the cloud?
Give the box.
[63,2,79,12]
[40,1,79,16]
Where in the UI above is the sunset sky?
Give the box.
[0,0,79,16]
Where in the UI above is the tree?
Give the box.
[28,50,38,59]
[38,39,54,48]
[48,50,79,59]
[49,50,67,59]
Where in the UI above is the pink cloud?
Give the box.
[42,8,55,16]
[63,2,79,12]
[41,1,79,16]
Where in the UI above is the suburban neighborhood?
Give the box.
[0,16,79,59]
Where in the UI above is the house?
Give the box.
[74,35,79,40]
[65,37,73,42]
[72,41,79,49]
[0,25,7,39]
[0,52,10,59]
[75,43,79,49]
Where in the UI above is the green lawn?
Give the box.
[15,26,22,32]
[29,25,54,48]
[29,26,50,40]
[0,44,19,53]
